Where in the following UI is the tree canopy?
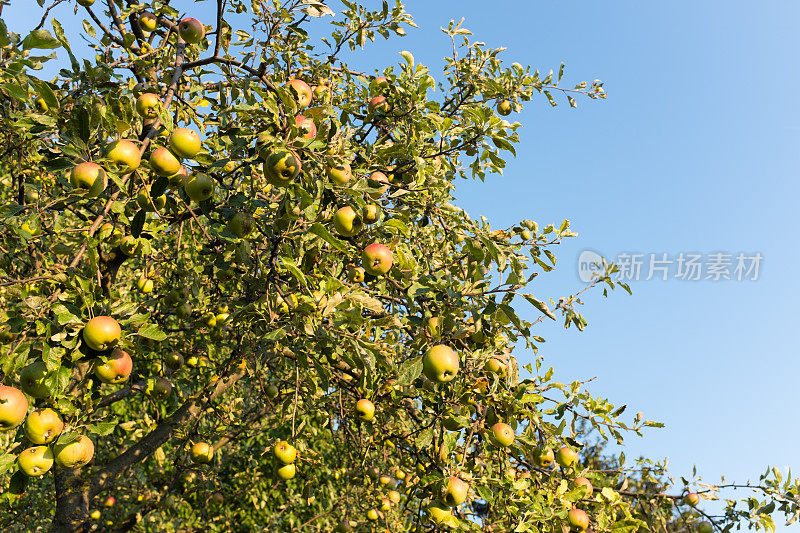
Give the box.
[0,1,796,532]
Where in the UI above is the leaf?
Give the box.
[397,357,422,385]
[308,222,348,252]
[137,324,167,341]
[131,210,146,238]
[300,2,335,17]
[522,294,556,320]
[0,454,15,476]
[87,421,117,436]
[399,50,414,67]
[22,29,61,50]
[347,292,384,314]
[30,78,59,110]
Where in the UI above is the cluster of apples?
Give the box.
[0,315,131,477]
[273,440,297,480]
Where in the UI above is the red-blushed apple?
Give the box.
[17,446,54,476]
[25,408,63,444]
[276,462,296,480]
[367,170,390,197]
[169,128,201,159]
[355,398,375,421]
[362,243,393,276]
[372,76,389,91]
[135,92,161,118]
[70,162,107,197]
[572,477,593,498]
[555,446,579,468]
[94,348,133,384]
[105,139,141,174]
[53,434,95,468]
[535,446,555,468]
[567,508,589,532]
[442,476,468,507]
[168,165,189,188]
[190,442,214,464]
[104,496,115,507]
[83,316,121,351]
[423,345,459,383]
[684,492,700,506]
[332,206,363,237]
[273,441,297,464]
[0,385,28,430]
[20,360,50,398]
[178,18,205,44]
[286,79,312,108]
[497,99,513,116]
[327,161,352,186]
[138,12,157,32]
[149,147,181,177]
[228,212,255,238]
[264,150,302,186]
[368,95,390,114]
[294,115,316,140]
[388,490,401,504]
[488,422,515,448]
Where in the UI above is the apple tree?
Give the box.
[0,1,796,532]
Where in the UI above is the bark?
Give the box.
[50,468,90,533]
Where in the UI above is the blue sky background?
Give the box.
[7,1,800,529]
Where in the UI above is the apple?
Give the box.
[388,490,401,503]
[169,128,201,159]
[264,150,301,186]
[428,502,452,525]
[136,188,167,212]
[327,161,351,186]
[273,441,297,464]
[555,446,579,468]
[372,76,389,91]
[361,243,393,276]
[94,349,133,384]
[149,147,181,177]
[535,446,555,468]
[35,97,48,112]
[83,316,121,351]
[25,408,63,444]
[90,510,101,520]
[176,301,193,319]
[228,212,255,238]
[379,475,392,485]
[164,352,184,370]
[53,434,95,468]
[294,115,316,140]
[442,476,468,507]
[20,360,50,398]
[286,79,312,108]
[422,345,459,383]
[362,203,380,224]
[355,398,375,421]
[190,442,214,464]
[178,18,205,44]
[368,95,390,114]
[136,274,154,293]
[332,206,363,237]
[347,266,365,283]
[572,477,593,498]
[684,492,700,506]
[17,446,54,477]
[70,162,107,197]
[276,462,296,480]
[426,317,442,339]
[135,93,161,118]
[380,498,391,511]
[152,377,172,400]
[567,508,589,532]
[104,496,115,507]
[0,385,28,430]
[138,11,157,32]
[367,170,390,197]
[210,492,224,504]
[76,0,94,6]
[168,165,189,188]
[183,174,215,202]
[497,99,513,116]
[484,357,505,375]
[104,139,141,174]
[697,522,713,533]
[366,509,379,521]
[488,422,515,448]
[266,384,279,398]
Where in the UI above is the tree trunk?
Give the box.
[51,468,89,533]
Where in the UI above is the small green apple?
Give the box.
[332,206,363,237]
[497,99,513,116]
[183,174,215,202]
[20,360,51,398]
[228,212,255,238]
[25,408,63,444]
[276,462,296,480]
[327,161,351,186]
[190,442,214,464]
[104,139,141,174]
[70,162,107,197]
[17,446,54,477]
[273,441,297,464]
[442,476,468,507]
[135,93,161,118]
[169,128,201,159]
[422,345,459,383]
[138,12,157,32]
[355,398,375,421]
[555,446,579,468]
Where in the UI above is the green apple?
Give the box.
[535,446,555,468]
[362,203,380,224]
[286,79,313,108]
[149,147,181,177]
[368,95,390,114]
[347,266,365,283]
[190,442,214,464]
[426,316,442,339]
[442,476,468,507]
[169,128,201,159]
[70,162,107,197]
[76,0,94,6]
[20,360,50,398]
[178,18,205,44]
[361,243,393,276]
[0,385,28,430]
[266,384,279,398]
[488,422,515,448]
[484,357,505,375]
[53,434,95,468]
[94,349,133,384]
[17,446,54,476]
[83,316,121,351]
[105,139,141,174]
[136,187,167,212]
[228,212,255,238]
[428,502,452,525]
[25,408,63,444]
[567,508,589,532]
[176,301,193,319]
[294,115,316,140]
[273,441,297,464]
[355,398,374,421]
[164,352,184,370]
[138,11,157,32]
[327,161,351,186]
[332,206,363,237]
[210,492,224,504]
[572,477,593,498]
[696,522,713,533]
[366,508,379,521]
[684,492,700,506]
[183,174,215,202]
[555,446,579,468]
[497,99,513,116]
[136,275,154,293]
[276,462,296,480]
[388,490,401,503]
[422,345,459,383]
[152,377,172,400]
[264,150,301,187]
[90,510,101,520]
[135,93,161,118]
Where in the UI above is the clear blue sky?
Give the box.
[8,1,799,528]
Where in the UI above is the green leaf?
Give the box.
[308,222,348,252]
[397,356,422,385]
[22,29,61,50]
[137,324,167,341]
[522,294,556,320]
[87,421,117,436]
